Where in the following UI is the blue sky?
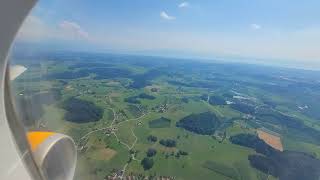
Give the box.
[16,0,320,68]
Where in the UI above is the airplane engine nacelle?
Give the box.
[27,132,77,180]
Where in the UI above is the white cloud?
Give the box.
[16,16,90,42]
[59,21,89,40]
[251,23,262,30]
[179,2,190,8]
[160,11,176,20]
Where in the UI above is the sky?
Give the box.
[16,0,320,69]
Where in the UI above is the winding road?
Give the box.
[76,96,146,179]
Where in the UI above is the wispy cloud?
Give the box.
[179,2,190,8]
[251,23,262,30]
[160,11,176,20]
[16,16,90,42]
[59,21,89,40]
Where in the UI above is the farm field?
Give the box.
[11,52,320,180]
[257,130,283,151]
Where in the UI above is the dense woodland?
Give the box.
[230,134,320,180]
[146,148,157,157]
[209,96,226,105]
[147,135,158,142]
[159,139,177,147]
[230,103,255,114]
[176,112,221,135]
[124,93,156,104]
[130,69,165,89]
[47,67,132,80]
[62,97,103,123]
[141,157,154,170]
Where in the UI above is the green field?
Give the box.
[149,117,172,128]
[12,53,320,180]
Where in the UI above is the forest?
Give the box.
[230,134,320,180]
[62,97,103,123]
[176,112,221,135]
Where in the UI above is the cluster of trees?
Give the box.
[229,134,277,156]
[130,69,164,89]
[209,96,226,105]
[230,103,255,114]
[49,66,131,80]
[146,148,157,157]
[141,157,154,170]
[69,62,113,69]
[46,71,89,80]
[176,112,221,135]
[177,150,188,156]
[168,80,218,89]
[222,93,234,98]
[138,93,156,100]
[230,133,320,180]
[162,150,189,159]
[88,67,132,80]
[181,97,189,103]
[62,97,103,123]
[159,139,177,147]
[147,135,158,142]
[200,94,208,101]
[124,93,156,104]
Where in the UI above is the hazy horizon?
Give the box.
[15,0,320,69]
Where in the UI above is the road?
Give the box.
[76,96,146,179]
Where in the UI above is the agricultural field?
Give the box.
[10,52,320,180]
[257,129,283,151]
